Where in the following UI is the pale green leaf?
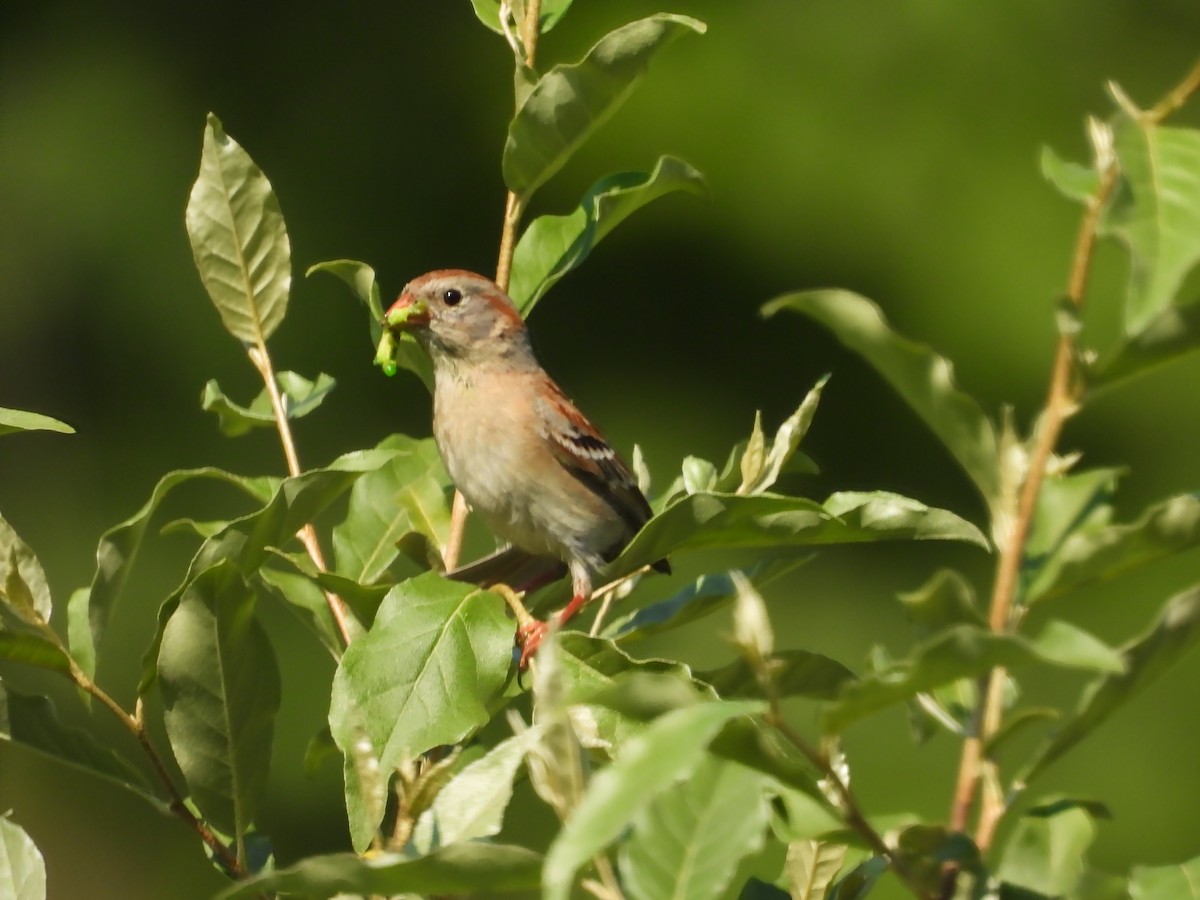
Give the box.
[332,433,452,583]
[1090,297,1200,388]
[0,515,51,625]
[1104,115,1200,334]
[1040,145,1101,203]
[158,561,280,843]
[0,816,46,900]
[763,290,999,505]
[1129,855,1200,900]
[619,755,770,900]
[217,843,543,899]
[509,155,706,313]
[739,377,827,496]
[543,699,765,900]
[1027,493,1200,603]
[468,0,574,35]
[997,803,1096,896]
[0,685,158,806]
[898,568,985,635]
[186,112,291,345]
[788,840,849,900]
[200,371,336,437]
[1025,468,1122,565]
[0,408,73,437]
[503,14,706,200]
[1020,585,1200,785]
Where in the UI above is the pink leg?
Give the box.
[515,591,591,671]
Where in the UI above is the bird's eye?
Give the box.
[442,289,463,306]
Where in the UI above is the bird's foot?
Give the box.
[515,618,548,671]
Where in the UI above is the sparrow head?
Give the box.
[384,269,531,365]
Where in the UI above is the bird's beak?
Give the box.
[384,293,430,329]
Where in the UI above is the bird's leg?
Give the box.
[516,566,594,671]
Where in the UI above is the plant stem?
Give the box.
[246,343,356,647]
[443,0,540,572]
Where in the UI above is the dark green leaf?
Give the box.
[329,574,512,842]
[1026,493,1200,604]
[1020,585,1200,785]
[893,825,984,898]
[898,568,985,634]
[82,467,278,684]
[186,112,291,345]
[619,755,770,900]
[0,515,51,626]
[1103,114,1200,335]
[1040,145,1101,203]
[468,0,574,35]
[0,815,46,900]
[1129,855,1200,900]
[0,685,158,806]
[0,408,73,437]
[502,14,706,200]
[200,371,336,437]
[1024,468,1122,568]
[828,856,888,900]
[763,290,999,505]
[823,622,1123,732]
[0,632,70,674]
[700,649,856,702]
[256,565,343,655]
[262,550,389,627]
[996,802,1095,896]
[217,842,543,899]
[509,155,706,313]
[1090,298,1200,389]
[332,433,452,583]
[543,699,765,900]
[708,717,826,804]
[158,561,281,840]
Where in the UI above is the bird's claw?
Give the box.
[515,618,548,672]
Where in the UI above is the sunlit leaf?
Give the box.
[1090,298,1200,388]
[186,112,290,345]
[0,815,46,900]
[0,408,73,437]
[0,632,69,674]
[256,565,343,655]
[707,717,826,804]
[997,802,1096,896]
[619,755,770,900]
[543,699,765,900]
[503,14,706,200]
[332,433,452,583]
[1020,585,1200,785]
[1026,493,1200,603]
[787,839,848,900]
[0,685,159,807]
[217,843,543,899]
[509,155,706,313]
[738,377,827,497]
[158,561,281,841]
[329,574,513,841]
[200,372,336,437]
[1025,468,1122,568]
[1103,113,1200,335]
[763,290,999,505]
[0,515,51,626]
[823,622,1123,732]
[1129,854,1200,900]
[1040,145,1101,203]
[468,0,574,35]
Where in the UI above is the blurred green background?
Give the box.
[2,1,1199,897]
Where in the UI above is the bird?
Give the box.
[381,269,669,667]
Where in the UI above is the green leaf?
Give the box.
[1020,585,1200,785]
[80,467,278,682]
[822,622,1123,732]
[509,155,706,313]
[1129,855,1200,900]
[1025,468,1122,566]
[738,378,828,497]
[502,14,706,200]
[158,561,281,842]
[997,803,1095,896]
[1026,493,1200,604]
[217,842,543,899]
[332,433,452,583]
[1040,145,1101,203]
[201,371,336,437]
[0,685,158,806]
[1090,298,1200,388]
[763,290,999,506]
[256,565,343,655]
[0,515,52,625]
[186,113,290,345]
[893,825,984,898]
[329,574,513,844]
[700,649,856,702]
[619,755,770,900]
[412,730,538,853]
[0,816,46,900]
[828,856,888,900]
[615,490,985,574]
[898,568,985,634]
[1104,114,1200,335]
[0,632,70,674]
[0,408,73,437]
[787,839,849,900]
[468,0,574,35]
[543,699,765,900]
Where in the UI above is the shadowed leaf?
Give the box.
[0,515,51,626]
[700,649,856,702]
[997,803,1096,897]
[201,372,336,437]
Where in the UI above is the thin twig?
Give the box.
[246,344,356,647]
